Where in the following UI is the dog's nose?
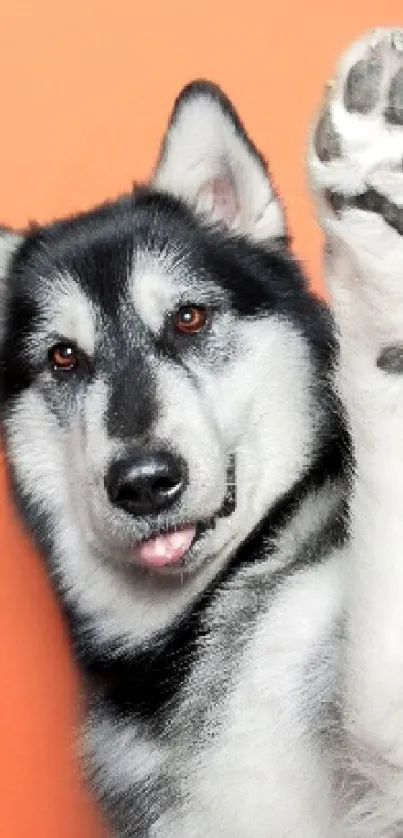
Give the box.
[105,451,185,516]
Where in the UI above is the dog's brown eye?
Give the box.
[49,343,79,372]
[174,305,207,334]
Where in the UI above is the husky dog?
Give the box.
[3,25,403,837]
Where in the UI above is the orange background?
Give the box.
[0,3,400,837]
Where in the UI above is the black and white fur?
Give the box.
[2,27,403,836]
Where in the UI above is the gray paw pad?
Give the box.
[377,345,403,373]
[314,104,342,162]
[385,68,403,124]
[344,56,382,113]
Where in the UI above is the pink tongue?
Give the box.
[136,525,197,568]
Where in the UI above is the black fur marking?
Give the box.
[106,350,158,440]
[8,201,135,319]
[325,186,403,237]
[1,296,41,399]
[219,453,236,517]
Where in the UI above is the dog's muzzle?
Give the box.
[121,454,237,570]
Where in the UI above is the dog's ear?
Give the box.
[152,81,286,244]
[0,228,23,347]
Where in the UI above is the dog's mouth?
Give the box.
[133,523,198,568]
[131,456,236,571]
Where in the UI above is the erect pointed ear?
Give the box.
[152,81,286,244]
[0,227,23,345]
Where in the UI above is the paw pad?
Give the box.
[344,53,383,114]
[385,68,403,125]
[314,104,342,162]
[377,345,403,374]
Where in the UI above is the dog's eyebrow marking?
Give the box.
[130,249,188,333]
[130,249,220,334]
[35,272,97,356]
[131,267,177,334]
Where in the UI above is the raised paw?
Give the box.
[308,29,403,357]
[308,28,403,233]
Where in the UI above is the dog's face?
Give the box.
[0,82,331,639]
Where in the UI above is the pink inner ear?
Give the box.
[196,175,239,225]
[211,176,239,224]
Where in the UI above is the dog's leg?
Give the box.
[308,29,403,774]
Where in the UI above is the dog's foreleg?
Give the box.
[308,28,403,771]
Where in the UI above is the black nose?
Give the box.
[105,450,186,516]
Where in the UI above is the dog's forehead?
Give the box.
[24,216,225,333]
[13,191,245,353]
[31,245,211,344]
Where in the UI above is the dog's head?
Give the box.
[0,82,333,639]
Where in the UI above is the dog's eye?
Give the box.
[48,343,79,372]
[174,305,207,335]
